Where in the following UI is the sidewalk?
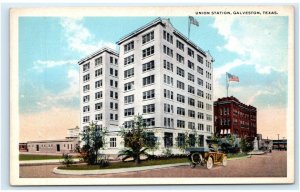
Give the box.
[20,158,81,165]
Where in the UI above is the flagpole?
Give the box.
[188,17,191,39]
[226,72,229,97]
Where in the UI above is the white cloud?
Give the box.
[60,17,116,56]
[213,17,288,75]
[33,59,77,72]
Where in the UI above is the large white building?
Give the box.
[78,18,214,155]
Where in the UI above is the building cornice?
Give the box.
[78,47,119,65]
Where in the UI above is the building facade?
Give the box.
[78,18,214,155]
[214,96,257,138]
[27,139,79,154]
[78,48,119,132]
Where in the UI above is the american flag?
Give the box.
[189,16,199,27]
[227,73,239,82]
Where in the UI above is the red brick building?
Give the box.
[214,96,257,138]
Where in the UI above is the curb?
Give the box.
[53,163,189,175]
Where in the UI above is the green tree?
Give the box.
[80,122,107,165]
[118,115,156,165]
[240,137,254,153]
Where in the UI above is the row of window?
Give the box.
[82,56,118,72]
[83,113,118,122]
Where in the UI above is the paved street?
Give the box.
[20,151,287,178]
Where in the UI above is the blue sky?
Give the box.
[19,16,289,140]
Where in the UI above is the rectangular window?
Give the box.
[124,120,134,128]
[124,41,134,52]
[197,89,204,97]
[189,134,196,147]
[143,104,155,114]
[164,103,174,113]
[163,30,173,44]
[206,125,212,132]
[115,58,118,65]
[206,103,212,111]
[177,107,185,116]
[188,85,195,94]
[197,66,203,75]
[83,116,90,123]
[188,122,195,129]
[124,68,134,78]
[124,55,134,65]
[115,114,118,121]
[177,80,185,90]
[176,54,184,64]
[115,81,118,88]
[143,75,155,86]
[83,62,90,72]
[110,80,114,87]
[110,102,114,109]
[95,68,102,77]
[188,98,195,106]
[95,113,102,121]
[188,73,195,82]
[110,91,114,98]
[110,68,114,75]
[143,89,155,100]
[164,89,173,100]
[164,118,174,128]
[142,46,154,58]
[83,95,90,103]
[95,57,102,66]
[197,78,203,86]
[124,81,134,91]
[197,101,204,109]
[83,74,90,82]
[163,45,173,57]
[142,31,154,44]
[188,61,194,70]
[95,91,102,100]
[176,40,184,51]
[83,85,90,92]
[176,67,185,77]
[142,60,155,72]
[83,105,90,113]
[115,70,118,77]
[124,108,134,116]
[206,114,212,121]
[95,80,102,88]
[143,118,155,127]
[164,132,173,147]
[197,55,203,64]
[110,113,114,120]
[188,48,194,58]
[124,95,134,104]
[163,74,173,86]
[188,110,195,118]
[95,102,103,110]
[198,112,204,119]
[163,60,173,72]
[177,120,185,128]
[110,56,114,64]
[198,123,204,131]
[110,138,116,148]
[177,94,185,103]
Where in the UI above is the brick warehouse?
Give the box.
[214,96,257,138]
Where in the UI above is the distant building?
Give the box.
[27,139,79,153]
[214,96,257,138]
[272,139,287,150]
[66,126,80,139]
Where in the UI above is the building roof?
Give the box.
[116,17,210,59]
[27,139,78,143]
[214,96,256,111]
[78,47,119,65]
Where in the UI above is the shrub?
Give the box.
[97,154,110,168]
[61,153,74,167]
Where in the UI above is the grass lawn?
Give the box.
[58,158,188,170]
[19,154,63,161]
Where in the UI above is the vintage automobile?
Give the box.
[185,147,227,169]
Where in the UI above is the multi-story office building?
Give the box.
[78,18,214,155]
[214,96,257,138]
[117,18,214,153]
[78,47,119,132]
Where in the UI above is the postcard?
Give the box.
[10,6,294,185]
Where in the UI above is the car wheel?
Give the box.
[222,156,228,166]
[206,157,213,169]
[190,162,196,168]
